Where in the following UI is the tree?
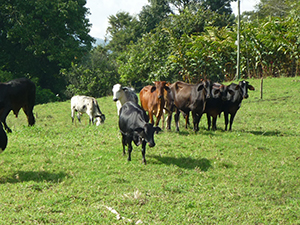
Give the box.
[139,0,173,33]
[106,12,142,54]
[0,0,94,98]
[63,45,119,98]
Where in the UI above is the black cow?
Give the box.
[0,122,7,152]
[205,83,230,131]
[168,80,211,132]
[223,80,255,131]
[0,78,36,133]
[119,101,161,164]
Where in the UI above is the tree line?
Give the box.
[1,0,299,103]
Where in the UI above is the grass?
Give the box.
[0,77,300,224]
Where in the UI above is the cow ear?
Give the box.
[151,86,156,93]
[154,126,162,134]
[213,89,220,95]
[197,84,204,91]
[164,86,170,92]
[228,90,235,96]
[122,87,128,92]
[248,85,255,91]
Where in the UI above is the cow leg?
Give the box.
[166,112,172,130]
[77,112,82,123]
[174,109,180,132]
[206,113,211,130]
[229,112,236,131]
[224,111,229,131]
[185,112,190,128]
[149,112,154,125]
[162,111,165,129]
[121,134,126,156]
[71,109,75,123]
[212,116,217,131]
[141,140,147,164]
[192,111,201,131]
[0,108,12,133]
[127,142,133,161]
[22,106,35,126]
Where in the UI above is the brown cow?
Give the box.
[168,80,211,132]
[0,78,36,133]
[140,81,170,127]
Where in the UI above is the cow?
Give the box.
[0,77,36,133]
[168,80,211,132]
[223,80,255,131]
[140,81,170,127]
[161,82,175,130]
[204,83,231,131]
[0,122,7,152]
[71,95,105,126]
[112,84,138,115]
[119,101,161,164]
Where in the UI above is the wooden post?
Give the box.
[236,0,241,80]
[260,77,263,99]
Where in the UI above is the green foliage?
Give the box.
[0,0,94,97]
[62,45,119,98]
[118,8,235,86]
[1,77,300,223]
[240,13,300,78]
[35,86,59,104]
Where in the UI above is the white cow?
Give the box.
[112,84,138,115]
[71,95,105,126]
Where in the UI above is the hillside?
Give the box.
[1,77,300,224]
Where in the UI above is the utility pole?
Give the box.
[236,0,241,80]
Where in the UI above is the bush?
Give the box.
[35,86,59,104]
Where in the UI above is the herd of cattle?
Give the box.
[0,78,255,164]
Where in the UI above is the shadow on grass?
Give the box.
[245,130,299,137]
[0,170,67,184]
[151,155,212,171]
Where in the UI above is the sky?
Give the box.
[86,0,259,39]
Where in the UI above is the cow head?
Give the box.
[196,82,210,100]
[152,81,170,99]
[95,114,106,126]
[112,84,122,102]
[238,81,255,99]
[202,80,212,99]
[133,123,161,147]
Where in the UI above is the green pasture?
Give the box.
[0,77,300,224]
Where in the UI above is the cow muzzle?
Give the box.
[148,142,155,147]
[113,98,118,102]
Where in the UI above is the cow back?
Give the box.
[119,101,149,133]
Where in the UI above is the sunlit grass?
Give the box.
[0,77,300,224]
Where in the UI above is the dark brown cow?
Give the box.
[204,83,231,131]
[0,78,36,133]
[140,81,170,126]
[168,80,211,132]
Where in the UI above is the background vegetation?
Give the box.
[1,0,300,103]
[0,77,299,223]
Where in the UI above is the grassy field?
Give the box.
[0,77,300,224]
